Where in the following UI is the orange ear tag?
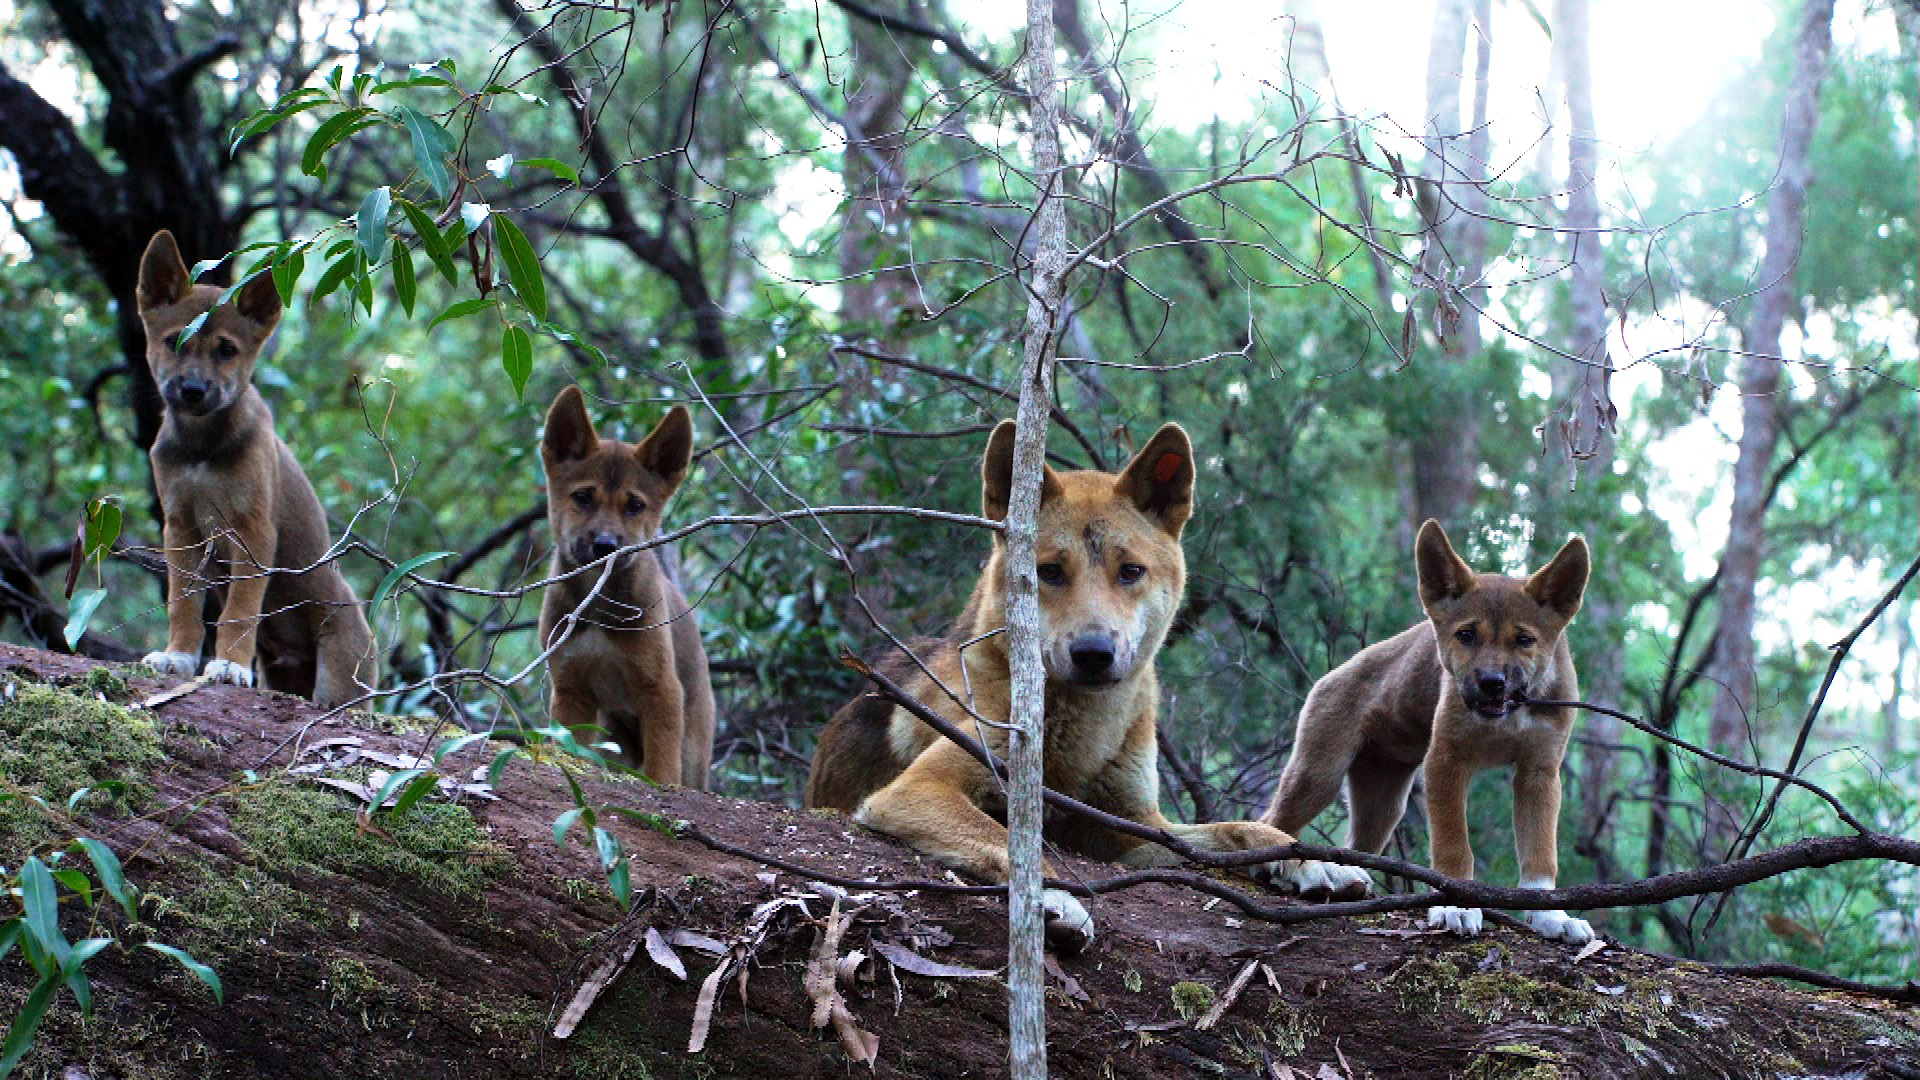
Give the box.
[1152,452,1185,486]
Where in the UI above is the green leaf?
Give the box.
[367,768,423,812]
[387,772,439,819]
[491,216,546,320]
[370,550,455,612]
[19,858,67,968]
[51,869,92,910]
[518,157,580,185]
[0,922,18,966]
[357,186,392,262]
[175,310,212,347]
[64,589,106,649]
[83,499,120,562]
[390,240,417,317]
[428,296,494,329]
[552,807,585,847]
[144,943,222,1004]
[607,858,632,911]
[312,253,357,304]
[272,247,306,305]
[501,325,532,401]
[301,107,379,179]
[486,747,519,787]
[0,975,59,1077]
[1518,0,1553,40]
[432,732,490,766]
[591,825,622,872]
[399,200,459,284]
[394,105,456,199]
[75,839,134,921]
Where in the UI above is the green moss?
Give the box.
[325,955,381,1010]
[567,963,664,1080]
[1458,972,1601,1025]
[0,995,217,1080]
[228,781,503,899]
[1264,1000,1321,1058]
[0,681,162,851]
[150,861,311,960]
[1385,955,1461,1016]
[1123,967,1144,993]
[1461,1044,1564,1080]
[1171,980,1216,1021]
[80,665,131,700]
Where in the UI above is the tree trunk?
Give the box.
[6,643,1920,1079]
[1005,0,1072,1072]
[0,0,238,458]
[1551,0,1627,872]
[1706,0,1835,754]
[838,19,913,330]
[1408,0,1489,529]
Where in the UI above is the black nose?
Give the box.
[1068,636,1116,676]
[587,532,621,559]
[1475,671,1507,698]
[173,378,208,405]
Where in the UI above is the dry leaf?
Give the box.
[873,942,1000,980]
[553,940,639,1038]
[804,899,880,1067]
[686,956,730,1054]
[1356,927,1449,938]
[137,674,215,710]
[1043,954,1089,1003]
[667,929,728,956]
[1572,939,1608,964]
[1196,960,1260,1030]
[311,777,375,802]
[836,948,868,989]
[644,926,687,981]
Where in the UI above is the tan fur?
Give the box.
[808,422,1367,946]
[1263,519,1594,941]
[538,387,716,789]
[136,230,376,708]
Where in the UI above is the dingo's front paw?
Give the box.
[1525,908,1594,944]
[1253,858,1373,902]
[202,658,254,687]
[143,651,199,676]
[1041,887,1094,953]
[1429,905,1484,936]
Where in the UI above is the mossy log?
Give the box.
[1,642,1916,1079]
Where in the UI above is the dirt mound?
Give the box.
[2,642,1916,1079]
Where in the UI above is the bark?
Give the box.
[7,642,1920,1079]
[1706,0,1835,753]
[1551,0,1627,870]
[1408,0,1489,529]
[1007,0,1074,1071]
[0,0,239,455]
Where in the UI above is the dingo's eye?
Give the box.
[1454,626,1477,646]
[570,490,595,509]
[1117,563,1146,585]
[624,496,647,517]
[1514,631,1536,647]
[1037,562,1067,586]
[214,339,239,361]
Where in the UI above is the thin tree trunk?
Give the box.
[1707,0,1835,754]
[1552,0,1626,870]
[1007,0,1071,1072]
[1409,0,1488,528]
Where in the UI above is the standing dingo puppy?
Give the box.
[538,386,715,789]
[1263,520,1593,943]
[808,421,1370,951]
[137,230,376,707]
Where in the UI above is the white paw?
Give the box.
[143,651,199,676]
[1041,888,1094,953]
[1252,858,1372,902]
[202,658,254,687]
[1429,905,1484,936]
[1525,909,1594,945]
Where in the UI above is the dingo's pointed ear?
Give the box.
[1525,534,1590,621]
[636,404,694,491]
[981,420,1062,523]
[138,230,192,311]
[234,271,283,329]
[542,386,599,465]
[1118,423,1195,535]
[1415,519,1476,608]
